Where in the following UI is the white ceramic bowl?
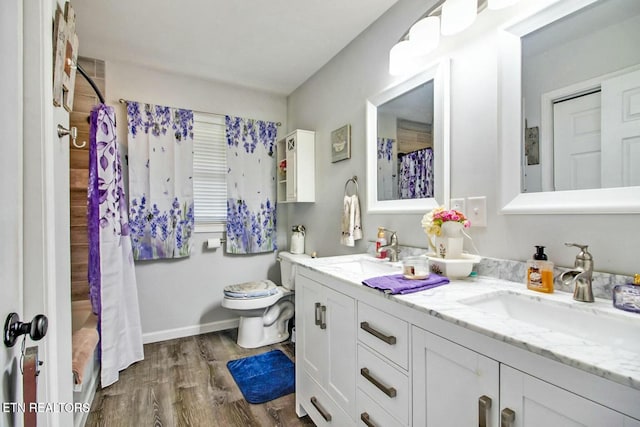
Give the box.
[426,254,481,279]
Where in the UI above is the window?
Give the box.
[192,112,227,232]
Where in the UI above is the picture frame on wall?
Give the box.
[331,124,351,163]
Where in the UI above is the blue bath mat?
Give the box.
[227,349,295,404]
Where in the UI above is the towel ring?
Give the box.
[344,176,358,197]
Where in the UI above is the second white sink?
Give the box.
[460,290,640,355]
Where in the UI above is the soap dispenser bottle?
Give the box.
[376,227,387,259]
[527,246,554,293]
[613,274,640,313]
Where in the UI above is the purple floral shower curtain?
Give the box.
[398,147,434,199]
[87,104,144,387]
[225,116,278,254]
[126,101,194,260]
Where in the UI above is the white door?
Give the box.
[553,91,602,191]
[1,1,25,425]
[601,68,640,188]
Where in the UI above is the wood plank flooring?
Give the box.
[85,329,315,427]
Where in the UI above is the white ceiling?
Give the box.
[71,0,399,95]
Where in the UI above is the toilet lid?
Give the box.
[224,280,279,299]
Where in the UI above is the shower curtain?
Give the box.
[398,147,434,199]
[88,104,144,388]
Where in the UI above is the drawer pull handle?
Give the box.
[320,305,327,330]
[360,367,396,398]
[501,408,515,427]
[360,412,377,427]
[314,303,321,326]
[478,395,492,427]
[310,396,332,422]
[360,322,396,345]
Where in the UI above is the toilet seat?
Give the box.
[224,279,279,299]
[222,285,292,310]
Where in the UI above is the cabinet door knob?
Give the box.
[360,321,396,345]
[310,396,332,422]
[501,408,515,427]
[360,367,397,398]
[360,412,377,427]
[478,395,492,427]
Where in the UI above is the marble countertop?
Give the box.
[295,253,640,391]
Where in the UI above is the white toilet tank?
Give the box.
[278,251,310,290]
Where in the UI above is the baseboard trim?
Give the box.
[142,318,240,344]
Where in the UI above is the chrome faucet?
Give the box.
[560,243,594,302]
[377,229,400,262]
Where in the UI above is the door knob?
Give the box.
[3,313,48,348]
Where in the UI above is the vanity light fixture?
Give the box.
[389,0,521,76]
[440,0,477,36]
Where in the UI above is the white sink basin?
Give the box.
[327,258,402,277]
[460,291,640,355]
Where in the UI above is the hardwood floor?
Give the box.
[85,329,315,427]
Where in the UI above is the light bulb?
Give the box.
[488,0,520,10]
[409,16,440,55]
[441,0,477,36]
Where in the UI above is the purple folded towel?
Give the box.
[362,274,449,295]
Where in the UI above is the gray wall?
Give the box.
[286,0,638,275]
[106,60,288,341]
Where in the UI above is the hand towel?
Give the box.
[341,194,362,247]
[362,273,449,295]
[72,327,100,385]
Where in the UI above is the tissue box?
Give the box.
[426,254,481,279]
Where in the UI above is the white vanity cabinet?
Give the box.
[295,271,356,425]
[294,262,640,427]
[276,129,315,203]
[412,327,499,427]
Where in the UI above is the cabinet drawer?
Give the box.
[358,302,409,370]
[357,344,409,425]
[357,389,405,427]
[300,371,352,427]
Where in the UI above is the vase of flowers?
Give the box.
[421,206,470,259]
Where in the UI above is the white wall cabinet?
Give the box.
[296,272,356,425]
[277,129,315,203]
[294,265,640,426]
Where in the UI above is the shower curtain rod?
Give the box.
[117,98,282,127]
[76,62,105,104]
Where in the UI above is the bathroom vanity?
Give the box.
[294,254,640,427]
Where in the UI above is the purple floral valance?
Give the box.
[127,101,194,260]
[225,115,278,254]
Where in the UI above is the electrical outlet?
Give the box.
[467,196,487,227]
[450,198,466,215]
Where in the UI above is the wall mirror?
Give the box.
[366,59,450,214]
[498,0,640,214]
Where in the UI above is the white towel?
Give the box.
[341,195,362,247]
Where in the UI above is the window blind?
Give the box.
[193,112,227,231]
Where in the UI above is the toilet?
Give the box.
[222,251,308,348]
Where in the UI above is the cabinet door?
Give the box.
[298,275,326,385]
[286,135,297,201]
[325,286,356,417]
[412,326,499,427]
[500,365,627,427]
